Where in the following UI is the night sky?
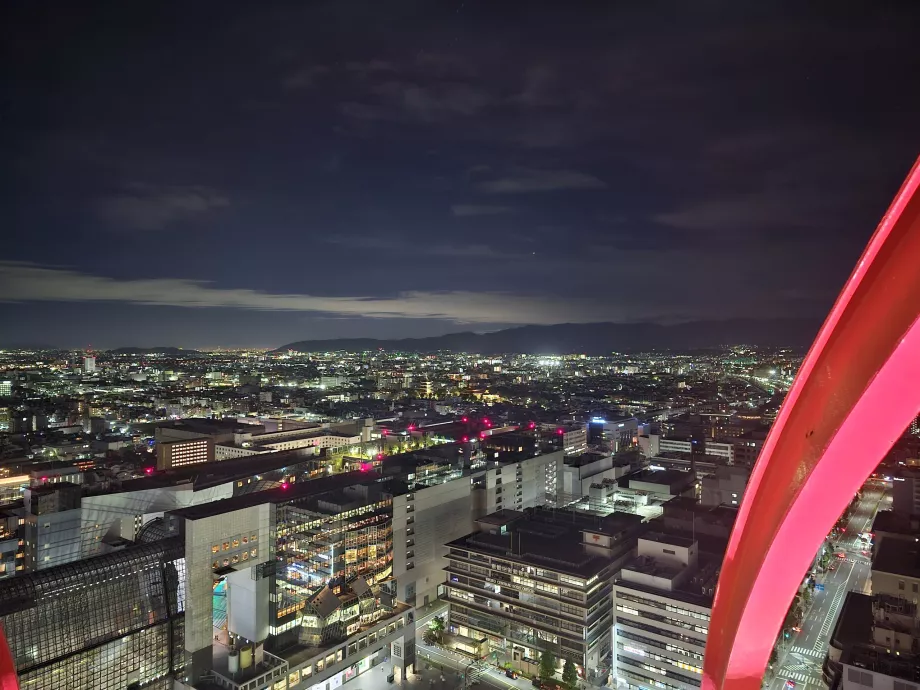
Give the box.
[3,1,919,349]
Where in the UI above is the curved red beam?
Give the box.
[702,156,920,690]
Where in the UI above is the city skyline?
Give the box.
[3,2,920,347]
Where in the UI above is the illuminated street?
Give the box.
[767,484,890,689]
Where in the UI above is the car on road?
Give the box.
[836,552,846,559]
[505,670,519,680]
[785,680,796,690]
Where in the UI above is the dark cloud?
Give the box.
[450,204,515,217]
[1,0,918,346]
[95,185,230,231]
[477,168,607,194]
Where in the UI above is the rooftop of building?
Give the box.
[564,451,610,468]
[641,531,695,548]
[841,644,920,682]
[120,448,318,493]
[275,600,413,671]
[170,469,379,520]
[872,509,920,536]
[615,548,721,609]
[158,417,264,435]
[624,468,694,487]
[25,461,80,473]
[447,506,643,578]
[873,538,920,579]
[829,591,873,650]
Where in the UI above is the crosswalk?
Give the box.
[789,646,825,660]
[816,583,848,647]
[785,671,815,683]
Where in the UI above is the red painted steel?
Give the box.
[0,625,17,690]
[702,156,920,690]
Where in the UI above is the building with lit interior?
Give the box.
[612,527,726,690]
[444,507,643,683]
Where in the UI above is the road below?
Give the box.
[767,483,889,690]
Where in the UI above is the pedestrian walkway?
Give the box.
[789,646,824,660]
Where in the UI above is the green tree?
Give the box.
[422,628,440,646]
[539,650,557,681]
[428,615,446,644]
[562,659,578,690]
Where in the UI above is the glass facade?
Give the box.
[273,488,394,640]
[0,537,187,690]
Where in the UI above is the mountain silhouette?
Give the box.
[277,318,821,355]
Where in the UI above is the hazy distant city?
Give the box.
[1,341,918,690]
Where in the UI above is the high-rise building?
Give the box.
[612,522,731,689]
[83,356,95,374]
[0,382,11,398]
[444,507,643,682]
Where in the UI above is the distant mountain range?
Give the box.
[277,318,822,355]
[108,346,199,355]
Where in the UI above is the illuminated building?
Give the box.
[444,507,643,681]
[613,529,723,690]
[0,536,187,690]
[156,436,214,470]
[82,355,95,374]
[0,382,10,398]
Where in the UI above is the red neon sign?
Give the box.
[703,157,920,690]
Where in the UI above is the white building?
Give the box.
[613,531,719,690]
[83,356,96,374]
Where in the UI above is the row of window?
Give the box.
[616,605,709,636]
[616,590,710,622]
[617,654,701,688]
[616,628,704,661]
[617,641,702,676]
[212,548,258,569]
[615,616,705,650]
[211,533,258,553]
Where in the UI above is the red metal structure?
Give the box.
[0,624,17,690]
[702,156,920,690]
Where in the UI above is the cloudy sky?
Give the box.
[2,1,919,348]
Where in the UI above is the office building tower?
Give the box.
[83,356,96,374]
[612,520,732,690]
[0,382,11,398]
[444,507,643,682]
